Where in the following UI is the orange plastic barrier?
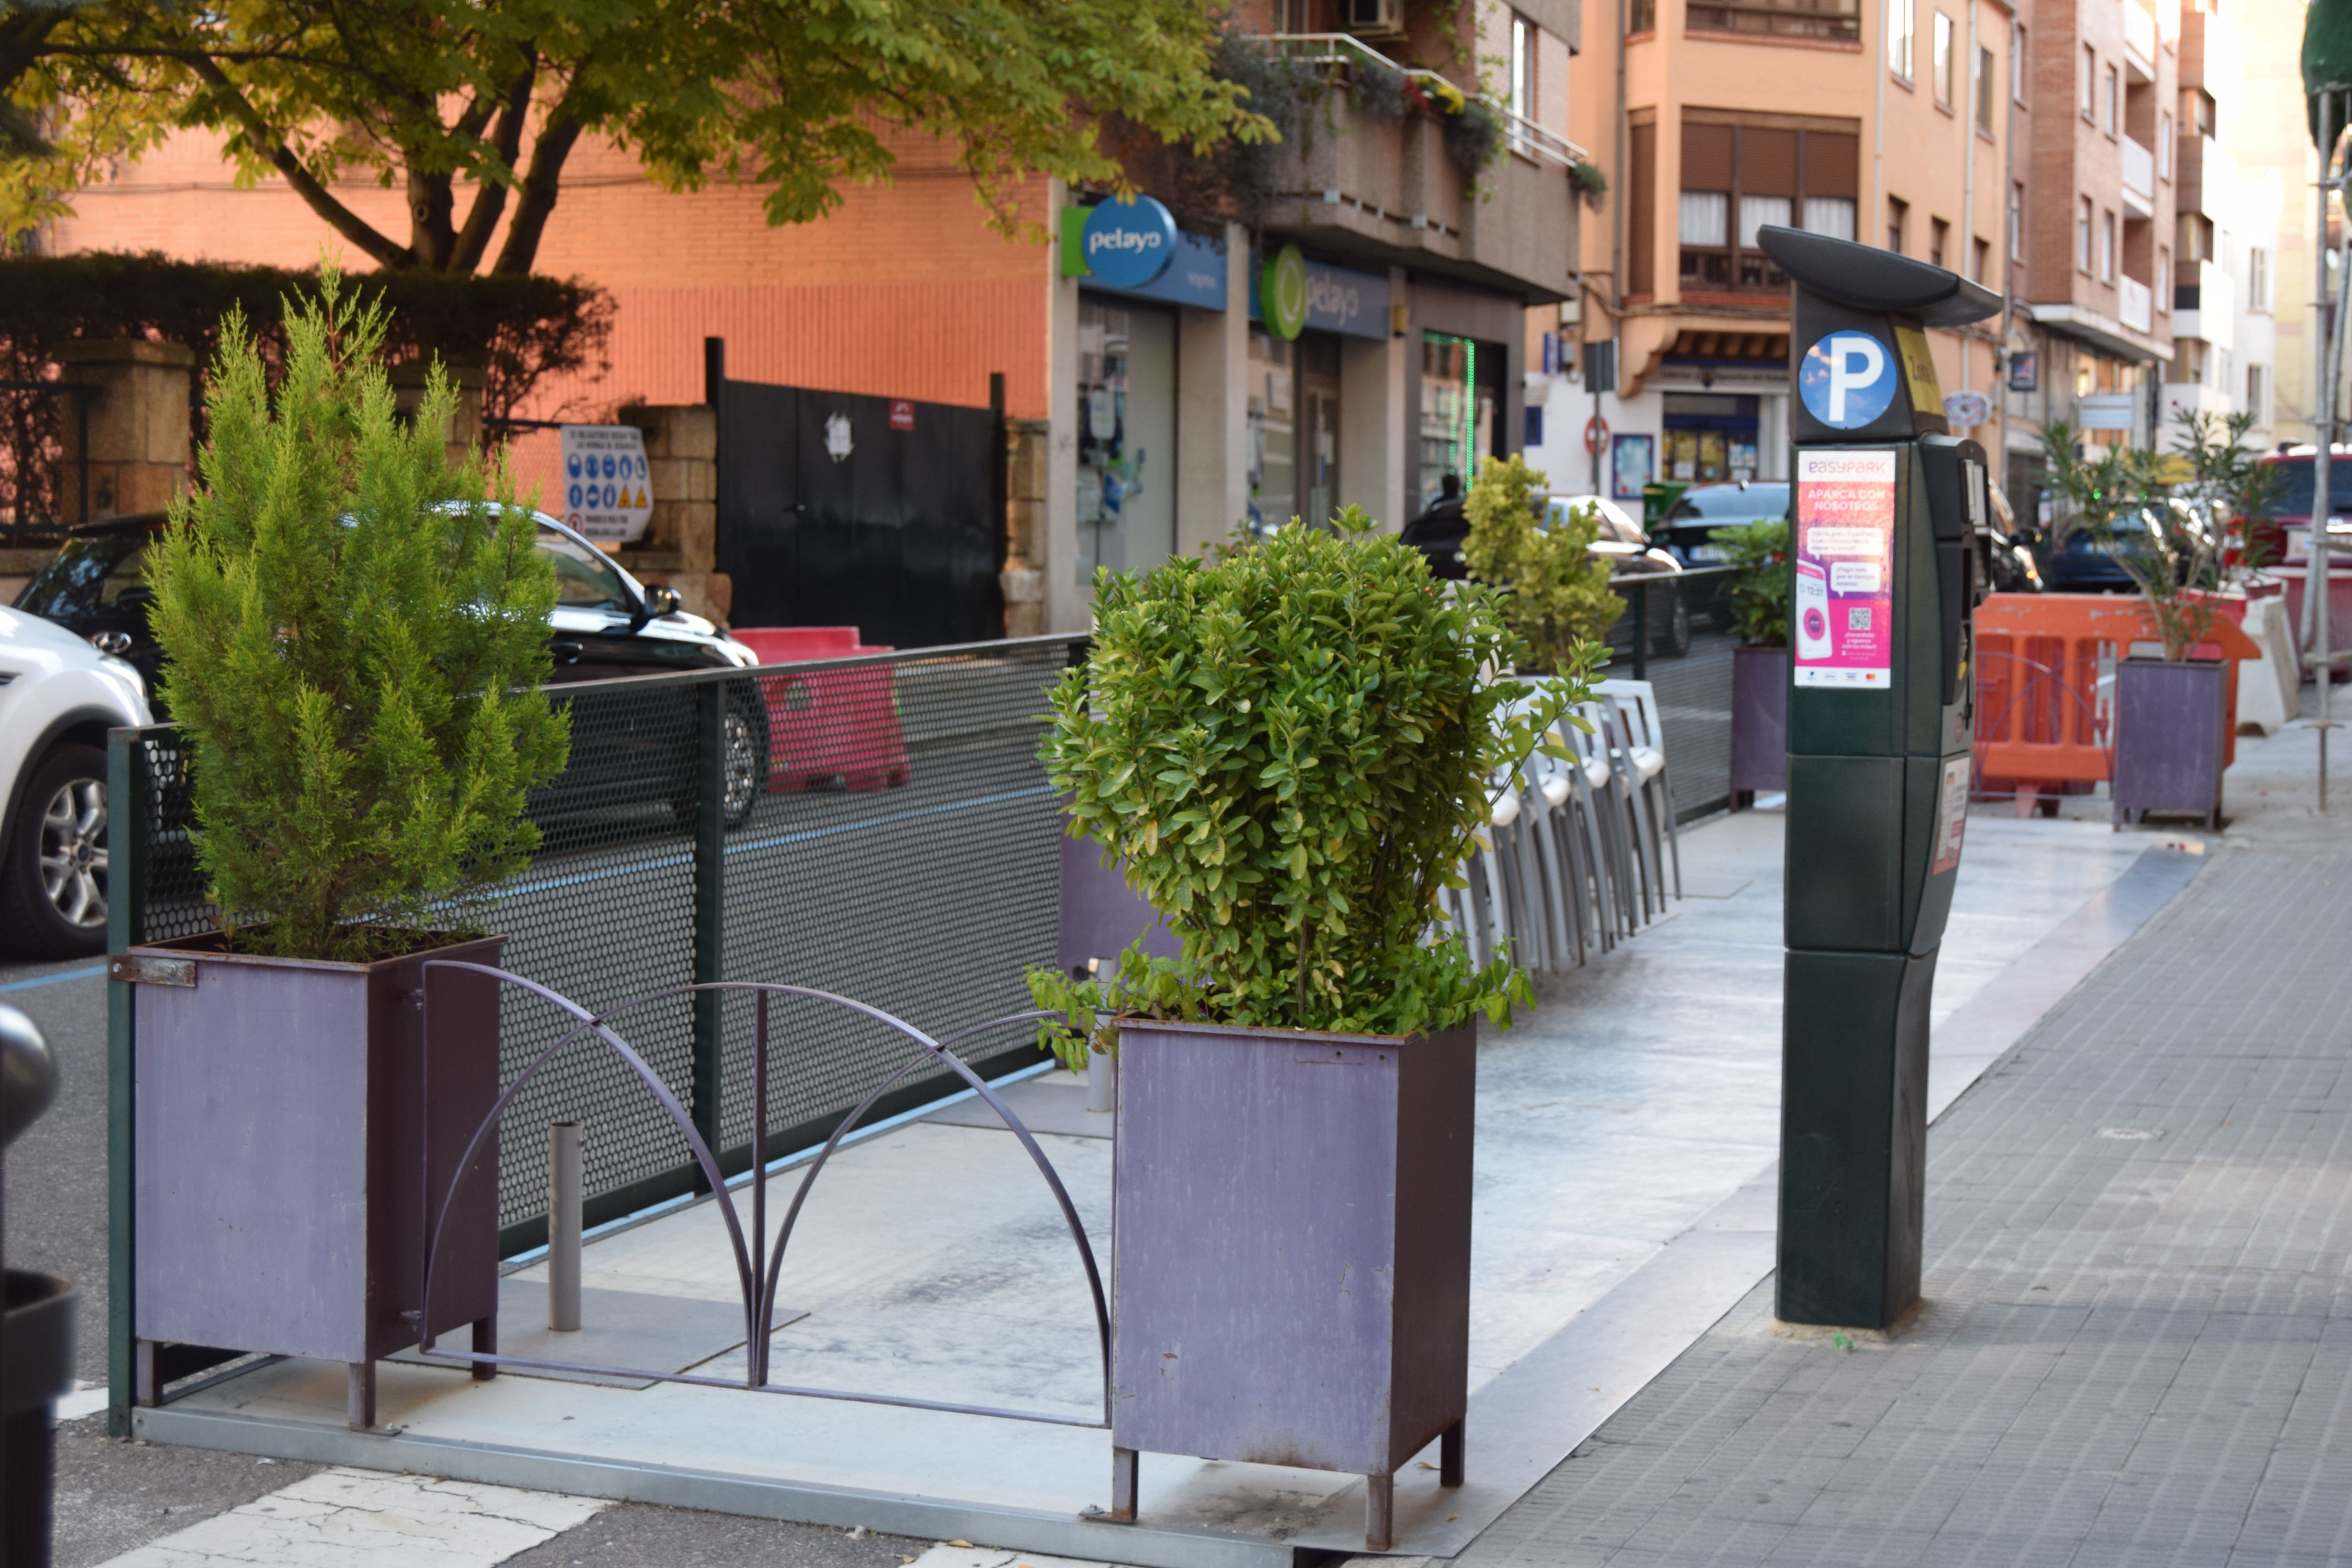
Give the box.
[733,626,910,792]
[1973,593,2261,793]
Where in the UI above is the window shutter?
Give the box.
[1681,122,1734,191]
[1630,120,1657,295]
[1802,131,1860,199]
[1739,127,1799,196]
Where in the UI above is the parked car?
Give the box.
[1654,481,1792,565]
[2249,448,2352,571]
[1398,492,1693,655]
[14,507,773,832]
[2035,497,2214,593]
[1984,483,2043,594]
[0,602,152,956]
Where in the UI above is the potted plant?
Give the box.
[122,272,568,1428]
[2041,414,2277,828]
[1032,508,1594,1549]
[1720,517,1790,802]
[1459,454,1625,675]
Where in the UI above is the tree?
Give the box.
[10,0,1267,275]
[1459,454,1621,677]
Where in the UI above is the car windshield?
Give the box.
[1666,484,1791,524]
[15,534,148,619]
[2264,457,2352,517]
[536,525,636,612]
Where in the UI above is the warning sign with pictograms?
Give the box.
[560,425,654,544]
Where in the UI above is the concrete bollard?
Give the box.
[548,1122,583,1332]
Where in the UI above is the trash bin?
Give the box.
[734,626,911,792]
[2,1003,71,1568]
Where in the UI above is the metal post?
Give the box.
[1631,581,1649,679]
[548,1123,583,1331]
[105,730,147,1439]
[692,679,727,1180]
[2316,108,2350,811]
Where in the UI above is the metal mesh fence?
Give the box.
[116,635,1083,1254]
[1603,566,1740,822]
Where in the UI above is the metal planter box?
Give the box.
[1110,1018,1474,1550]
[2112,657,2228,829]
[125,931,504,1428]
[1731,642,1789,797]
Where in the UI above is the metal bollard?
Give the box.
[548,1122,583,1332]
[3,1002,71,1568]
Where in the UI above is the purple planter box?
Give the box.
[127,931,504,1428]
[1109,1018,1474,1550]
[2112,658,2228,829]
[1731,642,1789,796]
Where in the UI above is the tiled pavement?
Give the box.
[1456,848,2352,1567]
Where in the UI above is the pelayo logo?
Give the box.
[1081,196,1178,289]
[1263,244,1308,340]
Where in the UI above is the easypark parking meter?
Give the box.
[1756,227,1999,1330]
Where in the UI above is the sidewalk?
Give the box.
[1456,720,2352,1566]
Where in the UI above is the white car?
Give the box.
[0,604,152,958]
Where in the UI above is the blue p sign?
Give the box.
[1798,331,1896,429]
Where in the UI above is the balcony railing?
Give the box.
[1685,0,1861,40]
[2123,1,2157,77]
[1261,33,1590,169]
[2122,137,2154,215]
[2120,275,2154,334]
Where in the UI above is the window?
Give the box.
[2249,246,2271,310]
[2178,340,2207,384]
[1629,119,1656,293]
[2012,22,2028,102]
[1978,45,1997,131]
[2157,246,2171,310]
[1508,13,1535,155]
[1973,235,1991,282]
[2077,197,2094,272]
[2081,45,2096,119]
[1935,12,1956,103]
[2183,87,2214,137]
[2158,109,2172,177]
[1930,216,1950,269]
[2101,210,2116,281]
[2105,65,2119,134]
[1891,0,1916,79]
[2010,181,2025,260]
[1676,118,1859,292]
[1889,196,1909,253]
[2178,212,2214,262]
[1630,0,1656,31]
[1686,0,1860,39]
[2249,363,2268,417]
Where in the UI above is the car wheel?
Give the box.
[1653,587,1694,659]
[2,743,111,959]
[668,699,769,831]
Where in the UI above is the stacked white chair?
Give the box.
[1595,678,1683,904]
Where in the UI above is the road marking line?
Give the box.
[93,1466,608,1568]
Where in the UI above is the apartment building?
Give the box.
[1527,0,2015,504]
[2160,0,2278,448]
[1995,0,2179,510]
[45,1,1587,639]
[2230,0,2321,446]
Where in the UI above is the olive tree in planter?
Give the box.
[2041,414,2281,827]
[124,272,567,1428]
[1033,508,1591,1549]
[1720,518,1790,802]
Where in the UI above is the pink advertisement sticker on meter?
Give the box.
[1793,448,1897,688]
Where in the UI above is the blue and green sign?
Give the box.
[1078,195,1177,289]
[1262,244,1309,339]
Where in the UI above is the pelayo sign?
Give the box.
[1081,196,1178,290]
[1254,246,1390,342]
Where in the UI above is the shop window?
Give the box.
[1662,394,1762,484]
[1247,328,1297,535]
[1678,118,1856,294]
[1076,299,1176,577]
[1420,333,1503,514]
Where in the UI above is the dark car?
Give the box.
[2249,449,2352,572]
[1655,481,1792,565]
[2033,498,2213,594]
[15,508,772,828]
[1399,492,1693,655]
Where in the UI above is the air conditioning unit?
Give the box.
[1341,0,1407,40]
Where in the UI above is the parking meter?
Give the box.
[1757,227,1998,1329]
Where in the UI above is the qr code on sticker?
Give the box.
[1846,605,1873,631]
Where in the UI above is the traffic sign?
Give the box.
[1584,414,1610,457]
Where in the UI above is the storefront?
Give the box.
[1660,393,1762,485]
[1418,332,1507,514]
[1245,246,1390,532]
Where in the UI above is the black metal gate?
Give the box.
[713,357,1003,648]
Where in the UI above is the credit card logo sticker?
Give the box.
[1799,331,1897,429]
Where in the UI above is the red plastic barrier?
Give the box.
[733,627,910,792]
[1973,592,2260,795]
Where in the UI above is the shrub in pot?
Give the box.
[1720,518,1790,800]
[1033,508,1592,1548]
[125,272,568,1428]
[1459,454,1623,674]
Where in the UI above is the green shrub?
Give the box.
[1029,508,1586,1053]
[147,269,570,960]
[1460,454,1622,675]
[1719,518,1790,648]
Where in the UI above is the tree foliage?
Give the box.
[9,0,1269,276]
[1032,508,1583,1047]
[1460,454,1621,675]
[147,268,569,958]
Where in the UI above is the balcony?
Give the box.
[2173,258,2233,350]
[1684,0,1860,41]
[2178,134,2232,220]
[2120,274,2154,335]
[1256,34,1581,299]
[2124,1,2158,81]
[2122,138,2155,218]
